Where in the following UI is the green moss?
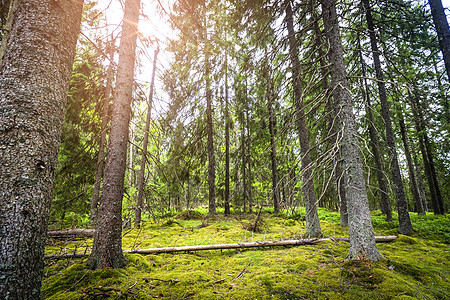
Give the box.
[43,208,449,299]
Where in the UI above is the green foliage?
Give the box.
[43,208,449,299]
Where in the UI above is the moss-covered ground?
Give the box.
[43,208,449,299]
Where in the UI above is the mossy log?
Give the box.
[44,236,397,260]
[47,229,95,239]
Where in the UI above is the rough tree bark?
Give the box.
[357,36,393,222]
[135,47,159,228]
[285,0,321,237]
[90,40,115,227]
[362,0,413,236]
[428,0,450,81]
[87,0,140,270]
[321,0,382,262]
[0,0,83,297]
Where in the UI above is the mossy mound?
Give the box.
[176,210,205,220]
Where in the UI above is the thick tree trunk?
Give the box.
[428,0,450,81]
[90,42,115,227]
[362,0,413,236]
[87,0,140,270]
[398,111,425,215]
[285,1,321,237]
[357,37,393,222]
[135,47,159,228]
[321,0,382,262]
[0,0,83,297]
[224,53,231,215]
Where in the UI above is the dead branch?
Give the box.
[44,236,397,260]
[47,229,95,239]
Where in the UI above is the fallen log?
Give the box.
[44,236,397,260]
[47,229,95,239]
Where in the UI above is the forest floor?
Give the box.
[43,207,449,299]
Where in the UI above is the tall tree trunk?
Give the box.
[321,0,382,261]
[409,89,444,214]
[362,0,413,235]
[357,36,393,222]
[310,0,347,226]
[0,0,83,297]
[135,47,159,228]
[87,0,140,270]
[224,53,231,215]
[285,0,321,237]
[428,0,450,81]
[241,112,247,213]
[410,138,428,212]
[205,39,216,216]
[246,110,253,213]
[266,63,281,214]
[398,110,425,215]
[90,40,115,227]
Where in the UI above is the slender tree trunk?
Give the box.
[0,0,83,297]
[87,0,140,270]
[362,0,413,235]
[242,113,247,213]
[409,90,444,214]
[310,0,347,226]
[135,47,159,228]
[428,0,450,81]
[410,138,428,212]
[357,36,393,222]
[285,1,321,237]
[205,39,216,216]
[266,63,281,214]
[321,0,382,261]
[246,110,253,213]
[90,40,115,227]
[224,53,231,215]
[398,111,425,215]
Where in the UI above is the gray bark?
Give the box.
[87,0,140,270]
[135,47,159,228]
[429,0,450,81]
[90,42,115,227]
[361,0,413,235]
[285,1,321,237]
[0,0,83,297]
[321,0,382,262]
